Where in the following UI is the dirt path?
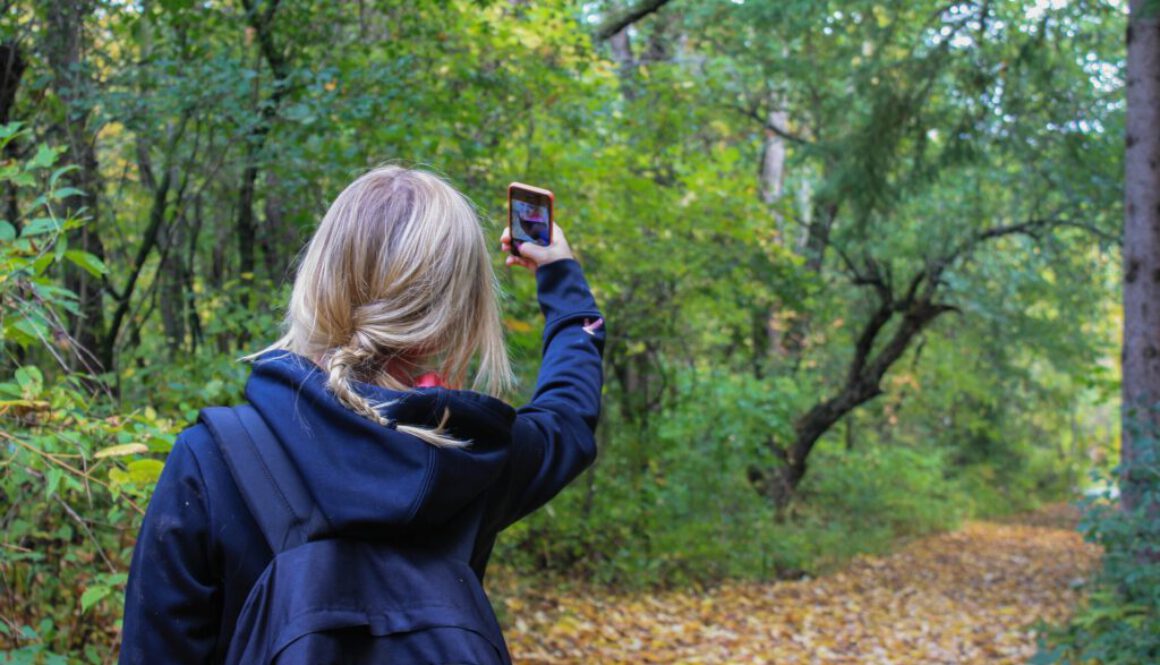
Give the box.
[503,507,1101,664]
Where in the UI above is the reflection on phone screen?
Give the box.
[511,197,551,246]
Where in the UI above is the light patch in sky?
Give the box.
[1026,0,1069,21]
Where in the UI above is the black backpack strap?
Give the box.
[199,405,330,553]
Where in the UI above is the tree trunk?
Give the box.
[40,0,108,375]
[159,214,186,357]
[607,21,637,101]
[760,106,788,209]
[261,170,289,283]
[750,285,956,509]
[757,96,790,368]
[237,0,291,308]
[0,41,23,124]
[226,1,297,352]
[1122,0,1160,513]
[1,41,26,234]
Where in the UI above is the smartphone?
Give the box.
[508,182,554,257]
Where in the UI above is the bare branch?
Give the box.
[727,103,812,145]
[835,245,892,301]
[595,0,677,41]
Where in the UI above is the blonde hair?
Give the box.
[252,165,512,447]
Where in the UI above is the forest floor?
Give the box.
[501,504,1101,664]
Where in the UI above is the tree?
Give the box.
[36,0,108,375]
[1123,0,1160,511]
[678,0,1124,508]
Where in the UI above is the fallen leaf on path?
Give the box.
[501,508,1101,664]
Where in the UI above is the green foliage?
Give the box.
[495,369,979,586]
[0,126,178,660]
[0,0,1126,659]
[1035,427,1160,665]
[0,127,96,355]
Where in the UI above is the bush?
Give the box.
[795,445,969,562]
[494,369,971,587]
[1035,427,1160,664]
[0,126,175,662]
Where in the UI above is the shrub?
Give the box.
[0,126,175,662]
[494,369,971,587]
[1035,426,1160,664]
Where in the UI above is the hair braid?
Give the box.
[325,342,392,428]
[324,334,468,448]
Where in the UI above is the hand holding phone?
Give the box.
[503,182,574,271]
[500,223,574,271]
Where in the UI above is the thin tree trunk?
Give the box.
[159,213,186,357]
[608,24,637,101]
[40,0,108,375]
[760,106,788,209]
[1,41,26,235]
[1122,0,1160,513]
[261,170,288,283]
[0,41,22,125]
[237,0,291,305]
[757,96,789,368]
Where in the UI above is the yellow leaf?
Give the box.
[504,318,534,333]
[94,443,149,459]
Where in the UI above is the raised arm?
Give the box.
[497,225,606,525]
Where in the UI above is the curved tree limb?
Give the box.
[727,102,812,145]
[595,0,677,41]
[752,214,1114,509]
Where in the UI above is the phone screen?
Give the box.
[510,189,552,247]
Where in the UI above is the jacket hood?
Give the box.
[242,351,516,537]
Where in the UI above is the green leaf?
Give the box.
[26,144,60,170]
[20,217,62,237]
[14,365,44,398]
[108,468,130,486]
[3,320,37,347]
[44,468,63,498]
[0,121,22,141]
[80,586,111,613]
[8,171,34,187]
[127,459,164,484]
[31,252,55,276]
[0,220,14,242]
[51,187,85,200]
[48,163,79,188]
[64,250,107,278]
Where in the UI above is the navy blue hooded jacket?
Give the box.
[119,259,605,664]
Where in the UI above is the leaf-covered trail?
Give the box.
[503,507,1101,664]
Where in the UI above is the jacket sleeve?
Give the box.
[500,258,606,527]
[119,432,221,665]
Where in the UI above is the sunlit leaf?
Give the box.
[64,250,107,278]
[127,459,164,484]
[93,443,150,459]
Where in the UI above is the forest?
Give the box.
[0,0,1155,663]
